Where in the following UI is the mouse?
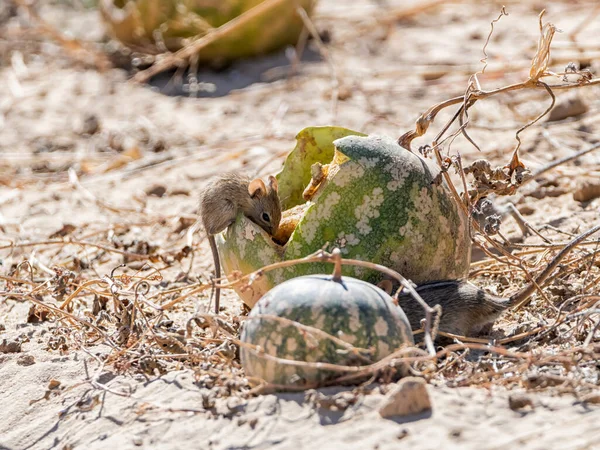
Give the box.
[199,172,281,314]
[396,223,600,338]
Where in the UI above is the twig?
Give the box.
[295,6,339,120]
[0,239,159,260]
[161,248,438,356]
[530,141,600,181]
[387,0,455,22]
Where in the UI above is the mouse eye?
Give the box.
[262,212,270,223]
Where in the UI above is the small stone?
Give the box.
[573,180,600,203]
[17,354,35,366]
[0,339,22,353]
[145,185,167,198]
[547,93,588,122]
[517,205,535,216]
[378,377,431,418]
[27,305,50,323]
[396,429,409,440]
[80,113,100,135]
[449,428,462,438]
[173,216,196,233]
[49,223,77,238]
[508,394,534,411]
[582,394,600,404]
[150,138,167,153]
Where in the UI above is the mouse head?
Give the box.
[247,175,281,236]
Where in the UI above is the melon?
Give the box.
[100,0,315,61]
[217,127,471,307]
[240,272,414,388]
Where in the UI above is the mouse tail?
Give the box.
[208,235,221,314]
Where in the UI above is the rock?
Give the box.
[173,216,196,233]
[80,113,100,135]
[573,180,600,203]
[508,394,534,411]
[0,339,22,353]
[396,429,409,440]
[169,188,190,196]
[547,93,588,122]
[17,354,35,366]
[49,223,77,238]
[27,304,50,323]
[378,377,432,418]
[145,185,167,198]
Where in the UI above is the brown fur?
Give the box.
[398,223,600,338]
[200,173,281,313]
[398,280,508,337]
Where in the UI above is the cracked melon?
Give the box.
[216,127,471,307]
[240,272,414,388]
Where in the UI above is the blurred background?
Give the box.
[1,0,600,293]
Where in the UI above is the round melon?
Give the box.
[217,127,471,307]
[240,274,414,388]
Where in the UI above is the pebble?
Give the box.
[378,377,432,418]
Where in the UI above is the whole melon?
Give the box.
[240,274,414,388]
[217,127,471,307]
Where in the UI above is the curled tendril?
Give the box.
[110,264,127,279]
[133,263,164,284]
[134,281,151,300]
[16,260,35,283]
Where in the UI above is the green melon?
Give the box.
[100,0,315,60]
[217,127,471,307]
[240,273,414,388]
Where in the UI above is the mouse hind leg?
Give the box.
[471,321,495,336]
[203,199,237,235]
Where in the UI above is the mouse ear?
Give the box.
[248,178,267,198]
[377,279,393,295]
[267,175,278,192]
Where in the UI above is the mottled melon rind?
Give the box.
[240,275,415,387]
[217,130,471,307]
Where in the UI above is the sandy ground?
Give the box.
[2,320,600,450]
[2,0,600,449]
[3,360,600,450]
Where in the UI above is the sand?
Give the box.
[2,324,600,450]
